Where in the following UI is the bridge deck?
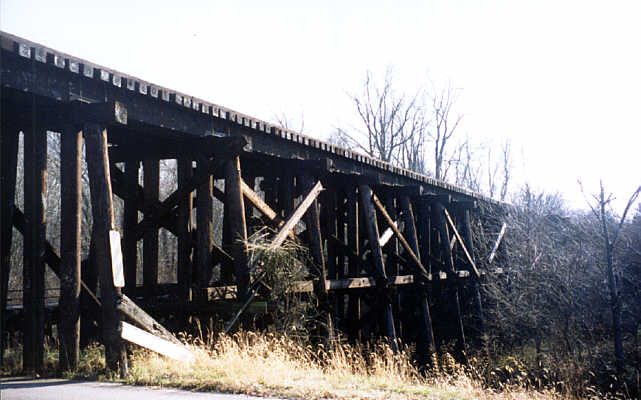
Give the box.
[0,30,492,202]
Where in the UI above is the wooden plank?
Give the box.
[270,180,323,249]
[0,126,18,366]
[443,207,480,278]
[84,122,128,376]
[488,222,507,264]
[143,159,160,297]
[110,231,125,288]
[378,222,398,248]
[121,322,194,363]
[202,285,237,301]
[108,134,250,162]
[23,108,46,374]
[224,156,249,300]
[201,272,468,299]
[117,295,181,344]
[242,179,276,220]
[241,178,295,240]
[59,126,83,371]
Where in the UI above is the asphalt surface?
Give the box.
[0,377,277,400]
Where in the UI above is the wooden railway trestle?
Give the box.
[0,32,502,375]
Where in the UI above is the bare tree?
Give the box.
[428,83,463,181]
[499,139,512,202]
[336,67,427,169]
[581,181,641,373]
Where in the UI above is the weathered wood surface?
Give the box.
[117,295,181,345]
[177,158,193,301]
[143,159,160,296]
[358,185,397,351]
[59,126,83,371]
[196,158,214,287]
[225,156,249,300]
[0,124,18,366]
[84,122,128,376]
[270,180,323,249]
[488,222,507,264]
[123,161,139,298]
[23,106,46,373]
[371,193,429,279]
[443,207,479,278]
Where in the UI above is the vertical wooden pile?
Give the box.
[84,122,128,376]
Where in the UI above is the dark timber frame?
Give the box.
[0,31,500,375]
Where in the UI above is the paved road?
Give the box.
[0,377,276,400]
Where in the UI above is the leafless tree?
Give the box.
[428,82,463,181]
[580,180,641,373]
[499,139,512,202]
[336,67,427,169]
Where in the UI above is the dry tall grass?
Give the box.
[120,331,564,400]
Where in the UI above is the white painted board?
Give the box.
[120,321,194,363]
[109,230,125,288]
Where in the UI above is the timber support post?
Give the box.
[299,174,332,339]
[457,201,485,344]
[196,157,214,288]
[122,161,139,298]
[0,119,19,366]
[23,101,46,374]
[177,158,194,302]
[346,186,362,343]
[84,121,128,377]
[143,159,160,298]
[431,197,466,362]
[400,194,436,363]
[358,184,398,353]
[59,124,83,371]
[225,155,249,301]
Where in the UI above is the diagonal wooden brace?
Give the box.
[240,179,295,240]
[488,222,507,265]
[442,207,480,278]
[134,158,226,241]
[371,193,430,279]
[13,208,101,307]
[270,180,323,249]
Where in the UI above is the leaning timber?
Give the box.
[0,31,504,376]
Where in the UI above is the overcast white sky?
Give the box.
[2,1,640,212]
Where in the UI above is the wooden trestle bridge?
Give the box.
[0,31,504,375]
